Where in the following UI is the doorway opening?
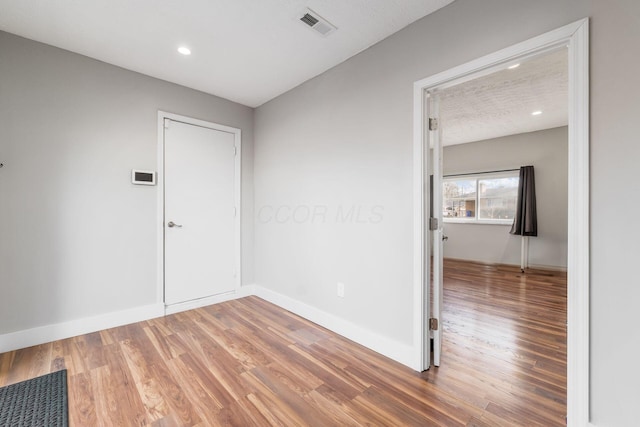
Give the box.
[412,19,589,426]
[431,48,569,425]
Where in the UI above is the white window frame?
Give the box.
[443,171,519,225]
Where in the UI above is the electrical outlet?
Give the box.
[337,282,345,298]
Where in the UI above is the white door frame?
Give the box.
[412,19,589,426]
[157,111,242,314]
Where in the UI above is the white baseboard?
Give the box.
[528,263,568,272]
[445,257,567,272]
[0,303,165,354]
[0,284,415,371]
[251,285,415,369]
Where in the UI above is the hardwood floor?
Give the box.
[0,260,566,426]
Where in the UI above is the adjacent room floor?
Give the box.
[0,260,566,426]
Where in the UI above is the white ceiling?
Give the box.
[439,49,568,146]
[0,0,454,107]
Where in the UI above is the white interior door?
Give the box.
[422,89,431,371]
[164,119,236,305]
[428,92,444,367]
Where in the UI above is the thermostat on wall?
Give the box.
[131,169,156,185]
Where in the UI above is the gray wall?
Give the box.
[254,1,640,425]
[0,32,254,334]
[443,127,568,268]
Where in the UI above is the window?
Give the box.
[443,171,519,224]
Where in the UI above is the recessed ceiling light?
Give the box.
[531,110,543,116]
[177,46,191,56]
[508,63,520,69]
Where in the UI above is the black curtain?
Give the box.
[510,166,537,236]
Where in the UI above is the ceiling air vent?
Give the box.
[299,9,337,36]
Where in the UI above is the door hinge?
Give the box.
[234,146,237,156]
[429,118,438,131]
[429,318,439,331]
[164,118,170,129]
[429,217,438,231]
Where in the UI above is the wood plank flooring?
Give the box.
[0,259,566,426]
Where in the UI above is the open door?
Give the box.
[427,91,444,366]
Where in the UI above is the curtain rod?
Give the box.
[443,168,520,178]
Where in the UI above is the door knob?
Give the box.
[442,235,448,241]
[167,221,182,228]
